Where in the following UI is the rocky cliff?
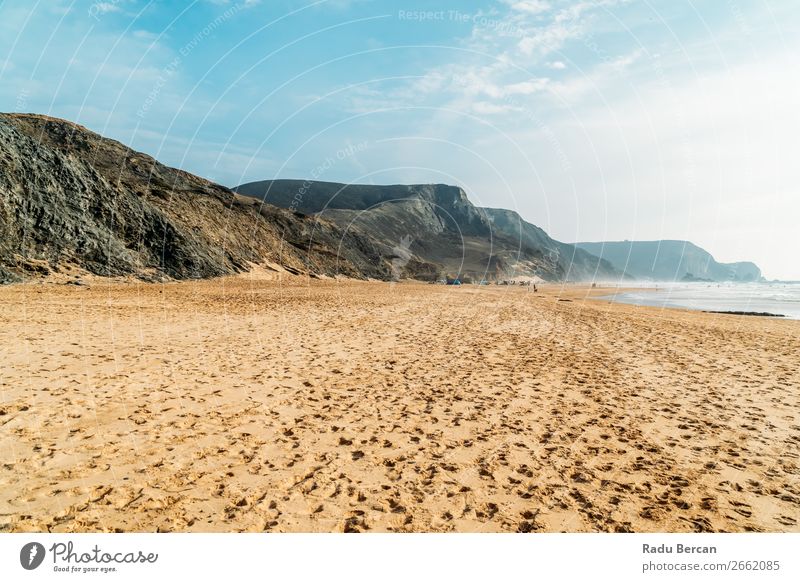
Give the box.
[0,114,390,283]
[234,179,624,282]
[482,208,623,282]
[574,240,762,282]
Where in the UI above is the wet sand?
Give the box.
[1,275,799,532]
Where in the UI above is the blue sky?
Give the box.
[1,0,798,278]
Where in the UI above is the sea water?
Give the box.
[600,282,800,320]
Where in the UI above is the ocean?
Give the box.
[599,282,800,320]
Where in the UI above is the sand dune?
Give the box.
[1,276,798,532]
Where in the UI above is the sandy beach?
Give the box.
[1,275,798,533]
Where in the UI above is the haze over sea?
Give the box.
[602,282,800,320]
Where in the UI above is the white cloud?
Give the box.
[504,79,550,95]
[504,0,551,15]
[547,48,644,102]
[517,21,578,56]
[132,30,160,41]
[472,101,520,115]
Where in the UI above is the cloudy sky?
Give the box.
[1,0,798,279]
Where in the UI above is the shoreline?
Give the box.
[590,284,798,321]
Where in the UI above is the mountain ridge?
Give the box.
[234,179,624,282]
[574,239,762,282]
[1,113,760,285]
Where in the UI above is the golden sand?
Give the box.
[1,275,798,532]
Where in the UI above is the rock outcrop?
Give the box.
[0,113,390,282]
[234,179,624,282]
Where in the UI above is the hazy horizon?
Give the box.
[1,0,798,279]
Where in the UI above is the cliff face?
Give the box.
[235,180,624,282]
[724,261,762,282]
[574,240,762,282]
[482,208,623,282]
[234,180,492,235]
[0,114,390,282]
[14,113,754,286]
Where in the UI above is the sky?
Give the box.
[1,0,798,279]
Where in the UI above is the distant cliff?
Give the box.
[234,180,624,282]
[482,208,624,282]
[574,240,762,282]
